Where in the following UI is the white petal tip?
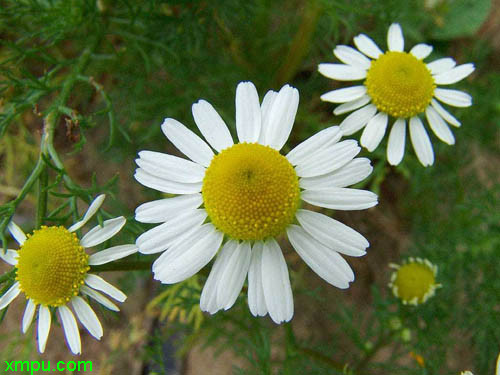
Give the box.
[388,160,401,166]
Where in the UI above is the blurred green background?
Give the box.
[0,0,498,374]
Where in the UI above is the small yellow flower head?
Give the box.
[15,226,89,307]
[388,257,441,305]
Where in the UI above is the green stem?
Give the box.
[274,0,321,86]
[36,167,48,228]
[0,158,46,249]
[1,38,99,245]
[12,158,46,207]
[90,260,153,273]
[42,39,99,185]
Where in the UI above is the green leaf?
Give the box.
[431,0,492,40]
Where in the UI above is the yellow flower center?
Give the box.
[16,226,89,307]
[202,143,300,241]
[391,260,437,304]
[365,51,435,118]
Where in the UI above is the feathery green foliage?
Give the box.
[0,0,497,374]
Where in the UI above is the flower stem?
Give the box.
[0,38,100,246]
[274,0,321,86]
[36,167,48,229]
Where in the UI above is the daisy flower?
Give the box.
[388,257,441,305]
[0,195,138,355]
[318,23,475,167]
[134,81,378,324]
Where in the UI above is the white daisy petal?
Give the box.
[200,240,237,314]
[136,151,206,183]
[426,106,455,145]
[433,63,475,85]
[68,194,106,232]
[38,305,51,353]
[353,34,383,59]
[192,99,233,152]
[287,224,354,288]
[333,45,372,70]
[8,221,26,245]
[85,274,127,302]
[299,157,373,189]
[236,81,262,143]
[302,187,378,210]
[339,104,378,136]
[153,224,223,284]
[320,86,367,104]
[71,296,103,340]
[89,244,138,265]
[434,88,472,107]
[135,194,203,223]
[134,168,202,195]
[410,43,433,60]
[247,242,268,317]
[295,209,368,257]
[431,99,461,127]
[0,249,18,266]
[286,126,342,166]
[58,306,81,355]
[426,57,456,75]
[260,84,299,150]
[216,241,251,310]
[387,118,406,166]
[261,90,278,115]
[149,225,209,272]
[259,90,278,144]
[318,63,367,81]
[360,112,388,152]
[80,216,126,248]
[261,238,293,324]
[409,116,434,167]
[0,282,20,310]
[22,299,36,333]
[151,224,217,280]
[387,23,404,52]
[80,285,119,312]
[333,95,371,115]
[136,209,207,254]
[161,118,214,167]
[295,140,360,178]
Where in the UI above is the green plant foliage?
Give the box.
[0,1,498,374]
[430,0,492,40]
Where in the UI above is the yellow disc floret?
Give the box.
[202,143,300,241]
[16,226,89,307]
[389,257,440,305]
[365,51,435,118]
